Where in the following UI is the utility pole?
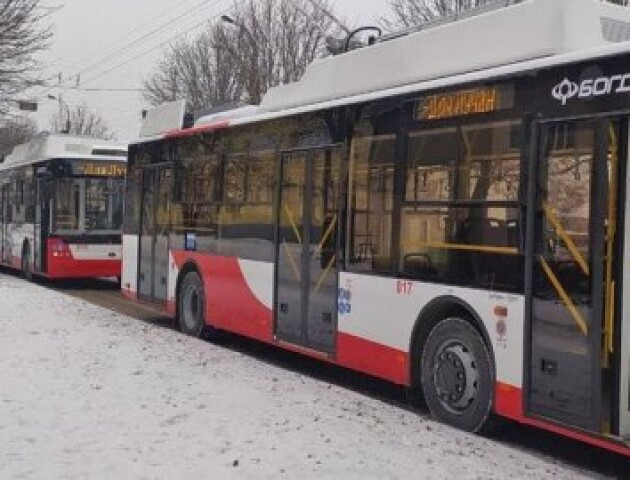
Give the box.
[49,72,71,134]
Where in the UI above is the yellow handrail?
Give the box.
[409,241,519,256]
[317,214,338,253]
[604,125,619,362]
[540,257,588,336]
[283,204,302,245]
[543,202,589,277]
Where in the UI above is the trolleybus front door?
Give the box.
[275,147,341,353]
[35,176,53,274]
[528,119,619,433]
[138,164,172,302]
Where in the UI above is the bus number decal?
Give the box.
[396,281,413,296]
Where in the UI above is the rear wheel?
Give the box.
[177,271,207,338]
[420,317,494,433]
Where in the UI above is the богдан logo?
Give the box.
[552,72,630,105]
[552,78,579,105]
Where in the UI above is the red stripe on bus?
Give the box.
[164,121,229,139]
[47,257,121,279]
[171,252,273,343]
[337,332,410,385]
[494,382,524,419]
[494,383,630,458]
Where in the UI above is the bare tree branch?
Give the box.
[0,0,52,114]
[49,103,114,140]
[383,0,629,30]
[0,116,37,155]
[143,0,346,109]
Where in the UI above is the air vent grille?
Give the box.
[601,17,630,43]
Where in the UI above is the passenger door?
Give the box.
[527,119,618,433]
[138,164,172,302]
[275,147,342,353]
[34,176,53,274]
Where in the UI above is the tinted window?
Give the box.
[347,134,396,274]
[400,120,523,292]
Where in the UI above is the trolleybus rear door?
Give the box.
[138,164,172,302]
[528,119,617,433]
[275,147,342,353]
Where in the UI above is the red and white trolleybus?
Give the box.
[123,0,630,457]
[0,134,127,280]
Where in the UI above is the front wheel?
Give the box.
[177,271,207,338]
[421,317,494,433]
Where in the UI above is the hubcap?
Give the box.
[182,284,201,331]
[432,341,479,414]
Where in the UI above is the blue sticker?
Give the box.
[338,288,352,315]
[185,232,197,251]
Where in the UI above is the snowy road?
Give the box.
[0,273,622,479]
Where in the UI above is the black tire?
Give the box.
[21,244,32,282]
[420,317,494,433]
[177,271,207,338]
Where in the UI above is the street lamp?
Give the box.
[221,14,261,104]
[47,94,71,134]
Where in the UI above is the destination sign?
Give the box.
[416,85,514,121]
[79,162,127,177]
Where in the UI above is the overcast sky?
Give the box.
[29,0,390,141]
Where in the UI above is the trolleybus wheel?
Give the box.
[178,271,206,338]
[421,317,494,433]
[21,244,32,282]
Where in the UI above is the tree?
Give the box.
[383,0,494,28]
[0,0,52,114]
[50,103,114,140]
[144,0,345,109]
[384,0,629,29]
[0,116,37,156]
[143,27,243,113]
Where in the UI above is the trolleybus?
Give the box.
[0,134,127,280]
[123,0,630,457]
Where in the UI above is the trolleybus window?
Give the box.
[347,133,395,274]
[54,178,124,234]
[400,121,522,290]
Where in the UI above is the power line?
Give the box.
[59,0,202,74]
[79,1,240,87]
[35,0,226,99]
[73,0,224,80]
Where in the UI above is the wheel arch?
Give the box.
[408,295,496,389]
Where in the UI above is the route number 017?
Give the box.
[396,280,413,296]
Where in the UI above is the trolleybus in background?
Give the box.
[0,134,127,280]
[123,0,630,457]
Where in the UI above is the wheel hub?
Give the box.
[432,342,479,414]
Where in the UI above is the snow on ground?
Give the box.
[0,274,603,479]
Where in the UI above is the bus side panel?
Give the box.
[121,234,139,298]
[47,240,121,279]
[171,250,274,343]
[337,273,525,411]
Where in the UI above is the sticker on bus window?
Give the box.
[338,279,353,316]
[185,232,197,252]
